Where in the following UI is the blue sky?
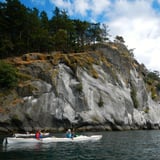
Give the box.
[1,0,160,72]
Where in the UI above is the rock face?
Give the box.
[0,43,160,133]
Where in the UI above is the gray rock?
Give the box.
[0,46,160,133]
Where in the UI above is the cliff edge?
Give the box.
[0,42,160,133]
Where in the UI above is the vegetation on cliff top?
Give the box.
[0,0,109,58]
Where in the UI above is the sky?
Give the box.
[1,0,160,72]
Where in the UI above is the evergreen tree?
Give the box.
[0,0,28,57]
[73,20,90,51]
[0,1,110,57]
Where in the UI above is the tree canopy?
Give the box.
[0,0,110,58]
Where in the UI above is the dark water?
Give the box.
[1,130,160,160]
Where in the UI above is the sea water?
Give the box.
[1,130,160,160]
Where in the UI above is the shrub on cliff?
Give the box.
[0,61,18,89]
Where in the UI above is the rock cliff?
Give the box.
[0,42,160,133]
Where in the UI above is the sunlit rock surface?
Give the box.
[0,44,160,133]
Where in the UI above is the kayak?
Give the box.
[14,133,50,137]
[3,135,102,145]
[3,141,57,152]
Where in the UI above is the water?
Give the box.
[1,130,160,160]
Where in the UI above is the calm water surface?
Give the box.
[1,130,160,160]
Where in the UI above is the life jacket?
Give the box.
[35,132,40,139]
[66,132,72,138]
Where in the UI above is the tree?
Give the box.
[39,11,53,52]
[87,23,102,45]
[50,7,75,52]
[73,20,90,51]
[0,61,18,88]
[50,7,64,34]
[53,29,68,52]
[0,2,111,56]
[114,35,125,43]
[27,8,43,52]
[40,11,49,30]
[0,0,28,57]
[101,24,110,42]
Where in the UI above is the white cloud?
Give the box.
[50,0,111,19]
[49,0,71,9]
[107,0,160,71]
[72,0,90,16]
[90,0,111,15]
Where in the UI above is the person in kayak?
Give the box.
[71,129,77,137]
[35,130,41,140]
[66,129,73,138]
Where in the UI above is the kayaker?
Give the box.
[66,129,72,138]
[71,129,77,137]
[35,130,41,140]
